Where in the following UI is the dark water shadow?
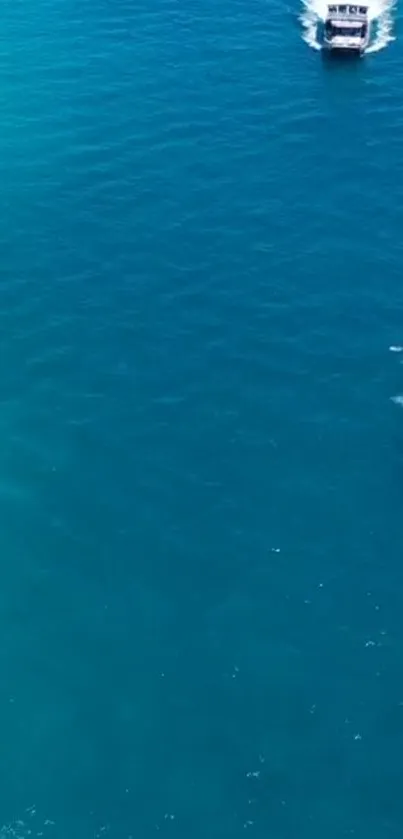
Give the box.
[319,42,368,97]
[321,47,364,70]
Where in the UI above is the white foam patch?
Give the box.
[300,0,396,53]
[300,0,327,49]
[0,807,55,839]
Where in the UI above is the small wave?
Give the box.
[300,0,396,53]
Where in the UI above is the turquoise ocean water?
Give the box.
[1,0,403,835]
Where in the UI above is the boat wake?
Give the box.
[300,0,396,52]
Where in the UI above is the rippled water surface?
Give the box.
[0,0,403,836]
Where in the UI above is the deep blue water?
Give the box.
[0,0,403,836]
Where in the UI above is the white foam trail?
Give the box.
[300,0,327,49]
[365,0,396,52]
[300,0,396,53]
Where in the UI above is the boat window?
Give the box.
[329,23,363,35]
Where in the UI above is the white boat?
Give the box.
[323,4,370,53]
